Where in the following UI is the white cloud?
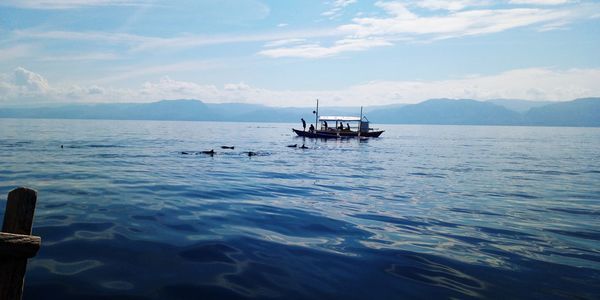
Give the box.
[2,67,600,107]
[87,85,105,95]
[128,29,340,53]
[12,28,341,54]
[224,82,252,91]
[264,1,597,58]
[0,67,117,105]
[259,38,393,58]
[413,0,489,11]
[139,76,219,99]
[509,0,572,5]
[263,38,307,48]
[12,1,590,61]
[13,67,50,93]
[38,53,122,62]
[341,1,580,39]
[322,0,357,18]
[13,29,157,45]
[337,68,600,105]
[4,1,595,63]
[0,0,156,9]
[0,67,53,105]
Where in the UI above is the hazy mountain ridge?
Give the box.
[524,98,600,127]
[487,99,554,113]
[367,99,523,125]
[0,98,598,127]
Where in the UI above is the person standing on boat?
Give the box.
[301,118,306,131]
[324,121,328,130]
[346,123,350,131]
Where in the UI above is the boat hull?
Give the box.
[293,129,384,138]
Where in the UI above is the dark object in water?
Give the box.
[180,151,190,155]
[287,144,297,148]
[221,146,235,149]
[60,145,63,149]
[300,144,309,149]
[201,150,215,155]
[246,151,257,157]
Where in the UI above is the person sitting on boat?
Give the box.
[301,118,306,131]
[346,123,350,131]
[309,124,315,133]
[338,122,344,130]
[323,121,328,130]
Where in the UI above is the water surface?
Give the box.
[0,119,599,299]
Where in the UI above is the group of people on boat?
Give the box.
[301,118,350,133]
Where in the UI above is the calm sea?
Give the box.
[1,119,599,299]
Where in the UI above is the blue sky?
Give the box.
[1,0,599,107]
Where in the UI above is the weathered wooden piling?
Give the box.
[0,188,41,300]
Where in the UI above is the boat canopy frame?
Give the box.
[318,116,362,122]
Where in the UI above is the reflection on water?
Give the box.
[0,119,599,299]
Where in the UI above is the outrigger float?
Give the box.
[293,100,384,139]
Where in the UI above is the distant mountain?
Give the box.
[1,98,599,127]
[0,99,218,121]
[525,98,600,127]
[487,99,553,113]
[368,99,523,125]
[363,103,407,113]
[205,102,267,119]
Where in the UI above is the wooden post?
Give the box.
[0,188,41,300]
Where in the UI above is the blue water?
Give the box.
[1,119,599,299]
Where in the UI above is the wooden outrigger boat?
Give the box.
[293,100,384,139]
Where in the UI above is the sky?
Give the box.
[0,0,599,107]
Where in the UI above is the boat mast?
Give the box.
[314,99,319,130]
[358,106,363,137]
